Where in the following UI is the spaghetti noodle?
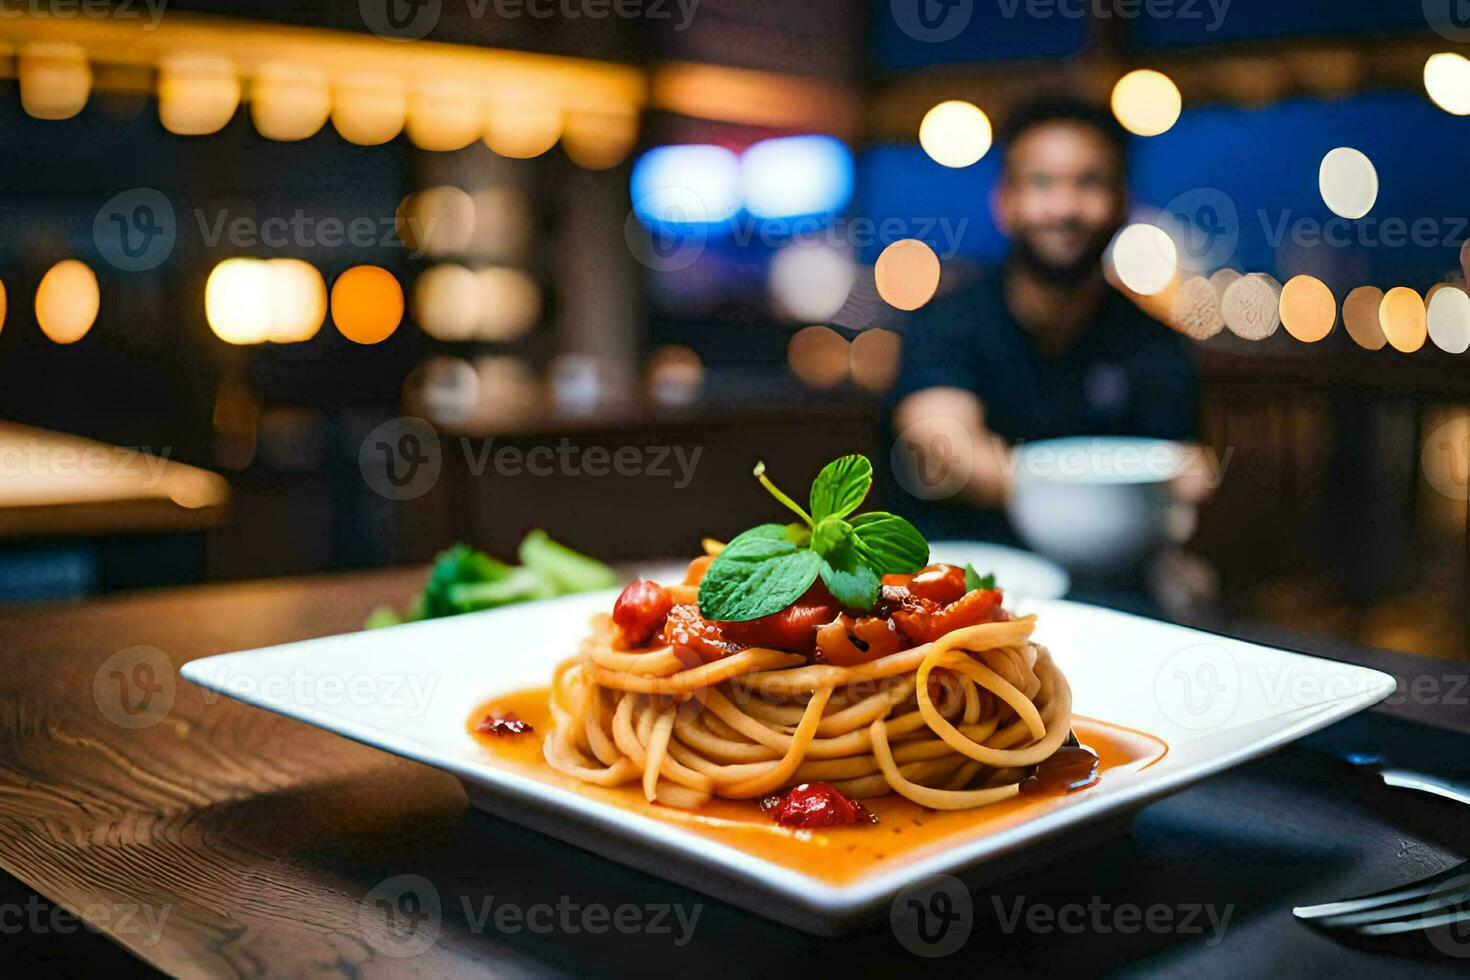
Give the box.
[543,553,1073,814]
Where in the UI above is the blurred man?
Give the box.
[891,95,1198,534]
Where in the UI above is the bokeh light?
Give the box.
[1318,147,1378,220]
[1427,285,1470,354]
[1342,285,1387,350]
[918,101,992,168]
[1379,286,1427,353]
[482,97,562,159]
[1278,274,1336,343]
[1221,273,1281,340]
[206,258,272,345]
[413,263,480,341]
[333,73,407,145]
[19,44,91,120]
[266,259,327,343]
[788,325,849,388]
[35,260,99,344]
[1169,276,1224,340]
[477,267,541,341]
[405,356,479,428]
[562,107,639,170]
[849,328,902,392]
[398,186,476,257]
[332,265,403,345]
[741,135,855,219]
[1424,53,1470,116]
[1110,69,1181,137]
[630,144,741,228]
[875,239,941,311]
[251,64,330,141]
[647,345,704,406]
[769,242,857,322]
[407,84,482,151]
[158,55,240,135]
[1110,224,1177,296]
[0,277,6,335]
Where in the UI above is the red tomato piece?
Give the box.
[661,603,748,662]
[906,564,968,605]
[758,782,874,828]
[612,580,674,648]
[889,587,1006,644]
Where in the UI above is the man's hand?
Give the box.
[892,387,1014,508]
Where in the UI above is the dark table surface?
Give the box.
[0,565,1467,977]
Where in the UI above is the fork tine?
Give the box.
[1358,902,1470,938]
[1293,863,1470,920]
[1307,885,1470,929]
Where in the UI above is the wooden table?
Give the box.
[1,567,1468,977]
[0,422,230,539]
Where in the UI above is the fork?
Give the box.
[1293,752,1470,951]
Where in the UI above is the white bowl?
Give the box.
[1006,437,1183,576]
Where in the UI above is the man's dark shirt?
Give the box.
[887,265,1199,541]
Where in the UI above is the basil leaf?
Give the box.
[819,540,881,611]
[809,455,873,523]
[965,564,996,591]
[809,516,852,558]
[698,535,823,622]
[850,512,929,575]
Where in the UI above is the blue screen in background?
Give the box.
[859,93,1470,294]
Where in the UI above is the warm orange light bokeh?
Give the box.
[331,266,403,345]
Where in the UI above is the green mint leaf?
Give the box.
[965,564,997,591]
[809,455,873,523]
[698,533,822,621]
[819,539,881,611]
[850,512,929,575]
[809,516,852,558]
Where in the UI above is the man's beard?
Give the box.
[1009,227,1112,286]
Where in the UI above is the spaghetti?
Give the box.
[543,553,1073,814]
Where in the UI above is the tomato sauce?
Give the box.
[467,688,1168,886]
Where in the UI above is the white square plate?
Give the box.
[181,593,1395,935]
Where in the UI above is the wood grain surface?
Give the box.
[1,569,1468,978]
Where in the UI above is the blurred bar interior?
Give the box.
[0,0,1467,661]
